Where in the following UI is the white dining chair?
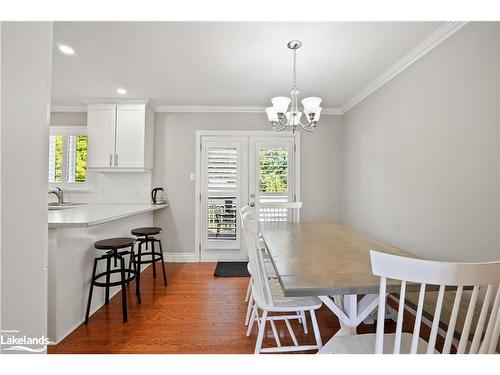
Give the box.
[242,211,323,354]
[319,250,500,354]
[253,201,309,330]
[240,205,281,326]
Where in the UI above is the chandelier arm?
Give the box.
[273,122,289,132]
[297,116,312,127]
[300,124,315,132]
[278,116,289,127]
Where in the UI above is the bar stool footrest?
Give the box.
[93,269,137,287]
[133,252,164,264]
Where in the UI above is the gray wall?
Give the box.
[153,112,342,254]
[50,111,86,126]
[1,22,53,351]
[341,22,500,262]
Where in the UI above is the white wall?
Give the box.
[1,22,53,352]
[49,111,152,204]
[152,112,342,254]
[341,22,500,262]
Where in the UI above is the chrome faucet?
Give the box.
[49,187,64,204]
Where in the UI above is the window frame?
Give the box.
[48,126,93,192]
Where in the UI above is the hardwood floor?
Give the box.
[49,262,444,354]
[48,263,347,353]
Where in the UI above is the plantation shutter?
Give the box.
[206,145,238,241]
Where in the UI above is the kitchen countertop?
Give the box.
[48,203,168,228]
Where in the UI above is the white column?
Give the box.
[1,22,53,353]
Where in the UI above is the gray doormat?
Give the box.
[214,262,250,277]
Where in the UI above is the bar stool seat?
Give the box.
[95,237,136,250]
[131,227,162,236]
[131,226,167,286]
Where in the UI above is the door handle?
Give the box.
[250,193,255,198]
[249,202,255,207]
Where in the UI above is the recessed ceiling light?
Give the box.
[58,44,75,55]
[116,88,127,95]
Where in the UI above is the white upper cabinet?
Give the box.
[87,104,116,168]
[87,101,154,171]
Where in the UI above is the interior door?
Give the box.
[200,136,248,261]
[248,136,296,219]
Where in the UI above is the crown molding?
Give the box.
[340,21,468,114]
[154,105,265,113]
[50,104,342,114]
[154,105,342,115]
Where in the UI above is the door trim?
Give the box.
[195,130,300,263]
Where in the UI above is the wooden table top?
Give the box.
[260,221,416,297]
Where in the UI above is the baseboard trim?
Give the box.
[164,252,198,263]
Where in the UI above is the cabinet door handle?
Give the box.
[115,154,118,166]
[109,154,113,166]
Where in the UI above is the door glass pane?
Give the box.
[207,146,237,241]
[259,148,288,193]
[48,135,64,183]
[258,146,291,221]
[67,135,88,183]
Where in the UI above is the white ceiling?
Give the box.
[51,22,444,109]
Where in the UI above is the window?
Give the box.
[48,127,89,189]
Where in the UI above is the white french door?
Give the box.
[197,132,299,262]
[248,137,295,218]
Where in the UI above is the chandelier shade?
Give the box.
[271,96,292,114]
[265,107,279,122]
[267,40,322,133]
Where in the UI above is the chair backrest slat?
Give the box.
[470,285,493,354]
[427,284,445,353]
[457,285,479,354]
[370,250,500,354]
[375,277,387,354]
[442,285,463,354]
[479,286,500,353]
[487,302,500,353]
[259,202,302,223]
[410,283,426,354]
[393,280,406,354]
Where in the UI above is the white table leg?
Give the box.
[337,295,357,335]
[319,294,381,337]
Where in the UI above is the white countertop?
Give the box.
[48,203,168,228]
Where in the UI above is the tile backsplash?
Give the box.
[65,171,152,204]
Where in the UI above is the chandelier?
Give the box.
[266,40,322,133]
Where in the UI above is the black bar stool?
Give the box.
[131,227,167,286]
[85,237,140,324]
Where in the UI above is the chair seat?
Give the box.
[131,227,162,236]
[318,332,438,354]
[253,279,322,312]
[94,237,136,250]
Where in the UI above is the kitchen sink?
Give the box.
[48,202,87,210]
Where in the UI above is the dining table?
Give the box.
[260,221,417,336]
